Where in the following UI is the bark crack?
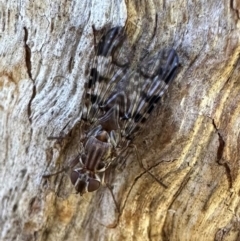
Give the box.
[211,118,232,188]
[23,27,32,79]
[23,27,36,125]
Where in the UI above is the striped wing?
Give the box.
[123,48,179,138]
[82,26,130,123]
[82,26,179,142]
[97,47,179,140]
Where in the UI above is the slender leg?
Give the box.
[102,166,120,213]
[130,144,168,189]
[43,155,80,178]
[42,166,69,178]
[47,120,73,140]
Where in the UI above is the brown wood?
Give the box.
[0,0,240,240]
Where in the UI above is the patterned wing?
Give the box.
[82,26,131,123]
[98,47,179,140]
[82,26,179,143]
[123,48,179,139]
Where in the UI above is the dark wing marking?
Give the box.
[82,27,129,123]
[122,48,179,139]
[82,26,179,143]
[94,48,179,140]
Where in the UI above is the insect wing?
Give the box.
[82,27,179,141]
[123,48,179,138]
[82,27,130,123]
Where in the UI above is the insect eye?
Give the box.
[97,162,105,170]
[70,170,87,195]
[70,170,78,185]
[87,179,100,192]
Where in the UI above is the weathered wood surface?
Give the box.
[0,0,240,240]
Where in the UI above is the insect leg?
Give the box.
[42,167,69,178]
[43,155,79,178]
[101,166,120,213]
[130,144,168,189]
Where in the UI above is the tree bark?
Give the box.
[1,0,240,240]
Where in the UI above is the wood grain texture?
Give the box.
[0,0,240,240]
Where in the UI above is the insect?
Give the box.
[44,25,179,196]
